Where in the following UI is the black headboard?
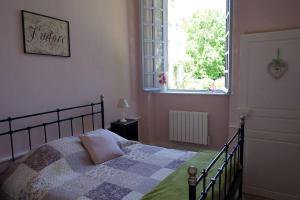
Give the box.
[0,95,105,161]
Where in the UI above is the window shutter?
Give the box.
[141,0,167,91]
[224,0,232,93]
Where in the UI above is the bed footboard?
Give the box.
[188,116,245,200]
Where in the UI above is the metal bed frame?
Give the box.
[0,95,245,200]
[0,95,105,162]
[188,116,245,200]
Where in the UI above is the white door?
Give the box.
[239,29,300,200]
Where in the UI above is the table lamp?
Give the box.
[117,98,129,122]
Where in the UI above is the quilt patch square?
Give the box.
[85,165,121,181]
[65,151,94,173]
[124,150,150,161]
[138,145,163,154]
[104,157,138,171]
[42,187,79,200]
[86,182,131,200]
[135,178,160,194]
[150,168,174,181]
[165,160,186,170]
[140,154,174,167]
[63,175,103,196]
[154,149,185,159]
[106,170,146,190]
[19,174,50,200]
[126,143,144,151]
[23,145,62,172]
[40,158,80,189]
[48,137,84,156]
[126,162,161,177]
[1,164,38,199]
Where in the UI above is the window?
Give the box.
[141,0,232,93]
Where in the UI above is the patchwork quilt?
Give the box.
[0,136,196,200]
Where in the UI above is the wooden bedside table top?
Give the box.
[111,119,137,126]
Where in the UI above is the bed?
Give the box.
[0,95,245,200]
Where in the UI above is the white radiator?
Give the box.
[169,110,208,145]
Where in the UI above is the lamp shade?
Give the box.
[117,98,129,109]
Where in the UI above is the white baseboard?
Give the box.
[244,185,299,200]
[0,150,29,164]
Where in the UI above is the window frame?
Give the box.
[140,0,233,94]
[224,0,233,94]
[141,0,168,91]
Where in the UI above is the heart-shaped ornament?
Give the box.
[267,61,288,79]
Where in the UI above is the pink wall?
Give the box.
[0,0,139,158]
[229,0,300,130]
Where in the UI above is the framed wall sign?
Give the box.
[21,10,70,57]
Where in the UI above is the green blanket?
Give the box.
[142,150,224,200]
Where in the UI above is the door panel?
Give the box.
[239,29,300,200]
[245,133,300,196]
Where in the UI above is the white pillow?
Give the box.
[79,133,124,165]
[85,129,128,143]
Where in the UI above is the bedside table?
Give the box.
[110,119,138,141]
